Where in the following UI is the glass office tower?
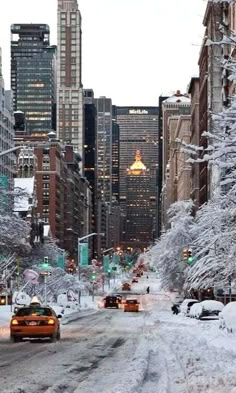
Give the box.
[11,24,56,135]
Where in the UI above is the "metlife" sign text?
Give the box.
[129,109,149,115]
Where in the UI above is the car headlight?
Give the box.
[11,319,19,325]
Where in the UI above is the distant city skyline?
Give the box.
[0,0,207,105]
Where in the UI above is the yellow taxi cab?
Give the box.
[10,297,61,343]
[124,298,139,312]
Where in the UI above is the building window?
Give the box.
[42,164,50,171]
[43,155,50,163]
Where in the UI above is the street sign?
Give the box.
[40,271,52,276]
[80,243,89,266]
[57,254,65,269]
[103,255,110,272]
[112,254,120,264]
[0,176,8,188]
[0,175,9,210]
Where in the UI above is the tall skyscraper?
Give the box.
[126,150,154,248]
[112,117,120,201]
[84,89,96,191]
[57,0,83,163]
[84,89,96,255]
[95,97,113,203]
[11,24,56,134]
[0,48,15,210]
[113,106,159,245]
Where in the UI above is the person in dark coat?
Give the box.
[146,286,150,294]
[171,304,180,315]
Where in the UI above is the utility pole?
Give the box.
[92,282,95,302]
[44,275,47,305]
[16,257,20,291]
[77,232,104,305]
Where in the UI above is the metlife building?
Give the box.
[113,106,159,247]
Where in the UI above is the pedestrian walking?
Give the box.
[146,286,150,294]
[146,275,149,279]
[171,304,180,315]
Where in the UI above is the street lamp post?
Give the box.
[101,248,113,293]
[77,232,104,304]
[0,145,26,158]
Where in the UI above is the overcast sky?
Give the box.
[0,0,207,106]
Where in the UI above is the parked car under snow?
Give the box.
[219,301,236,333]
[180,299,199,316]
[189,300,224,320]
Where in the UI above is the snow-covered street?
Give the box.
[1,274,236,392]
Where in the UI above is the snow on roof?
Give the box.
[14,177,34,212]
[163,93,190,104]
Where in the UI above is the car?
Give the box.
[189,300,224,320]
[104,295,119,308]
[10,304,61,343]
[180,299,199,316]
[113,294,123,304]
[124,298,139,312]
[219,302,236,332]
[122,283,131,291]
[132,277,138,283]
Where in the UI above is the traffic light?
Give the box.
[42,256,49,269]
[182,248,188,261]
[187,249,193,264]
[91,272,96,281]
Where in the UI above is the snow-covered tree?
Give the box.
[185,189,236,290]
[151,200,195,291]
[182,15,236,291]
[30,238,66,267]
[0,187,32,256]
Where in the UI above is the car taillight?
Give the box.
[11,319,19,325]
[47,319,55,325]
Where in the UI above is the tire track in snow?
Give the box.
[138,318,190,393]
[157,332,190,393]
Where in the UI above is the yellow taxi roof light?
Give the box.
[30,296,41,305]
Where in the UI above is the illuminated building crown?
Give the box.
[128,150,147,175]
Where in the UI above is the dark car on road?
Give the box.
[104,296,119,309]
[113,294,123,304]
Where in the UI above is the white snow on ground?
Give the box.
[2,273,236,391]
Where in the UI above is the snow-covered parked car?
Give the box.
[219,302,236,333]
[180,299,199,316]
[189,300,224,320]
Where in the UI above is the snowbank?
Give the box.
[219,301,236,332]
